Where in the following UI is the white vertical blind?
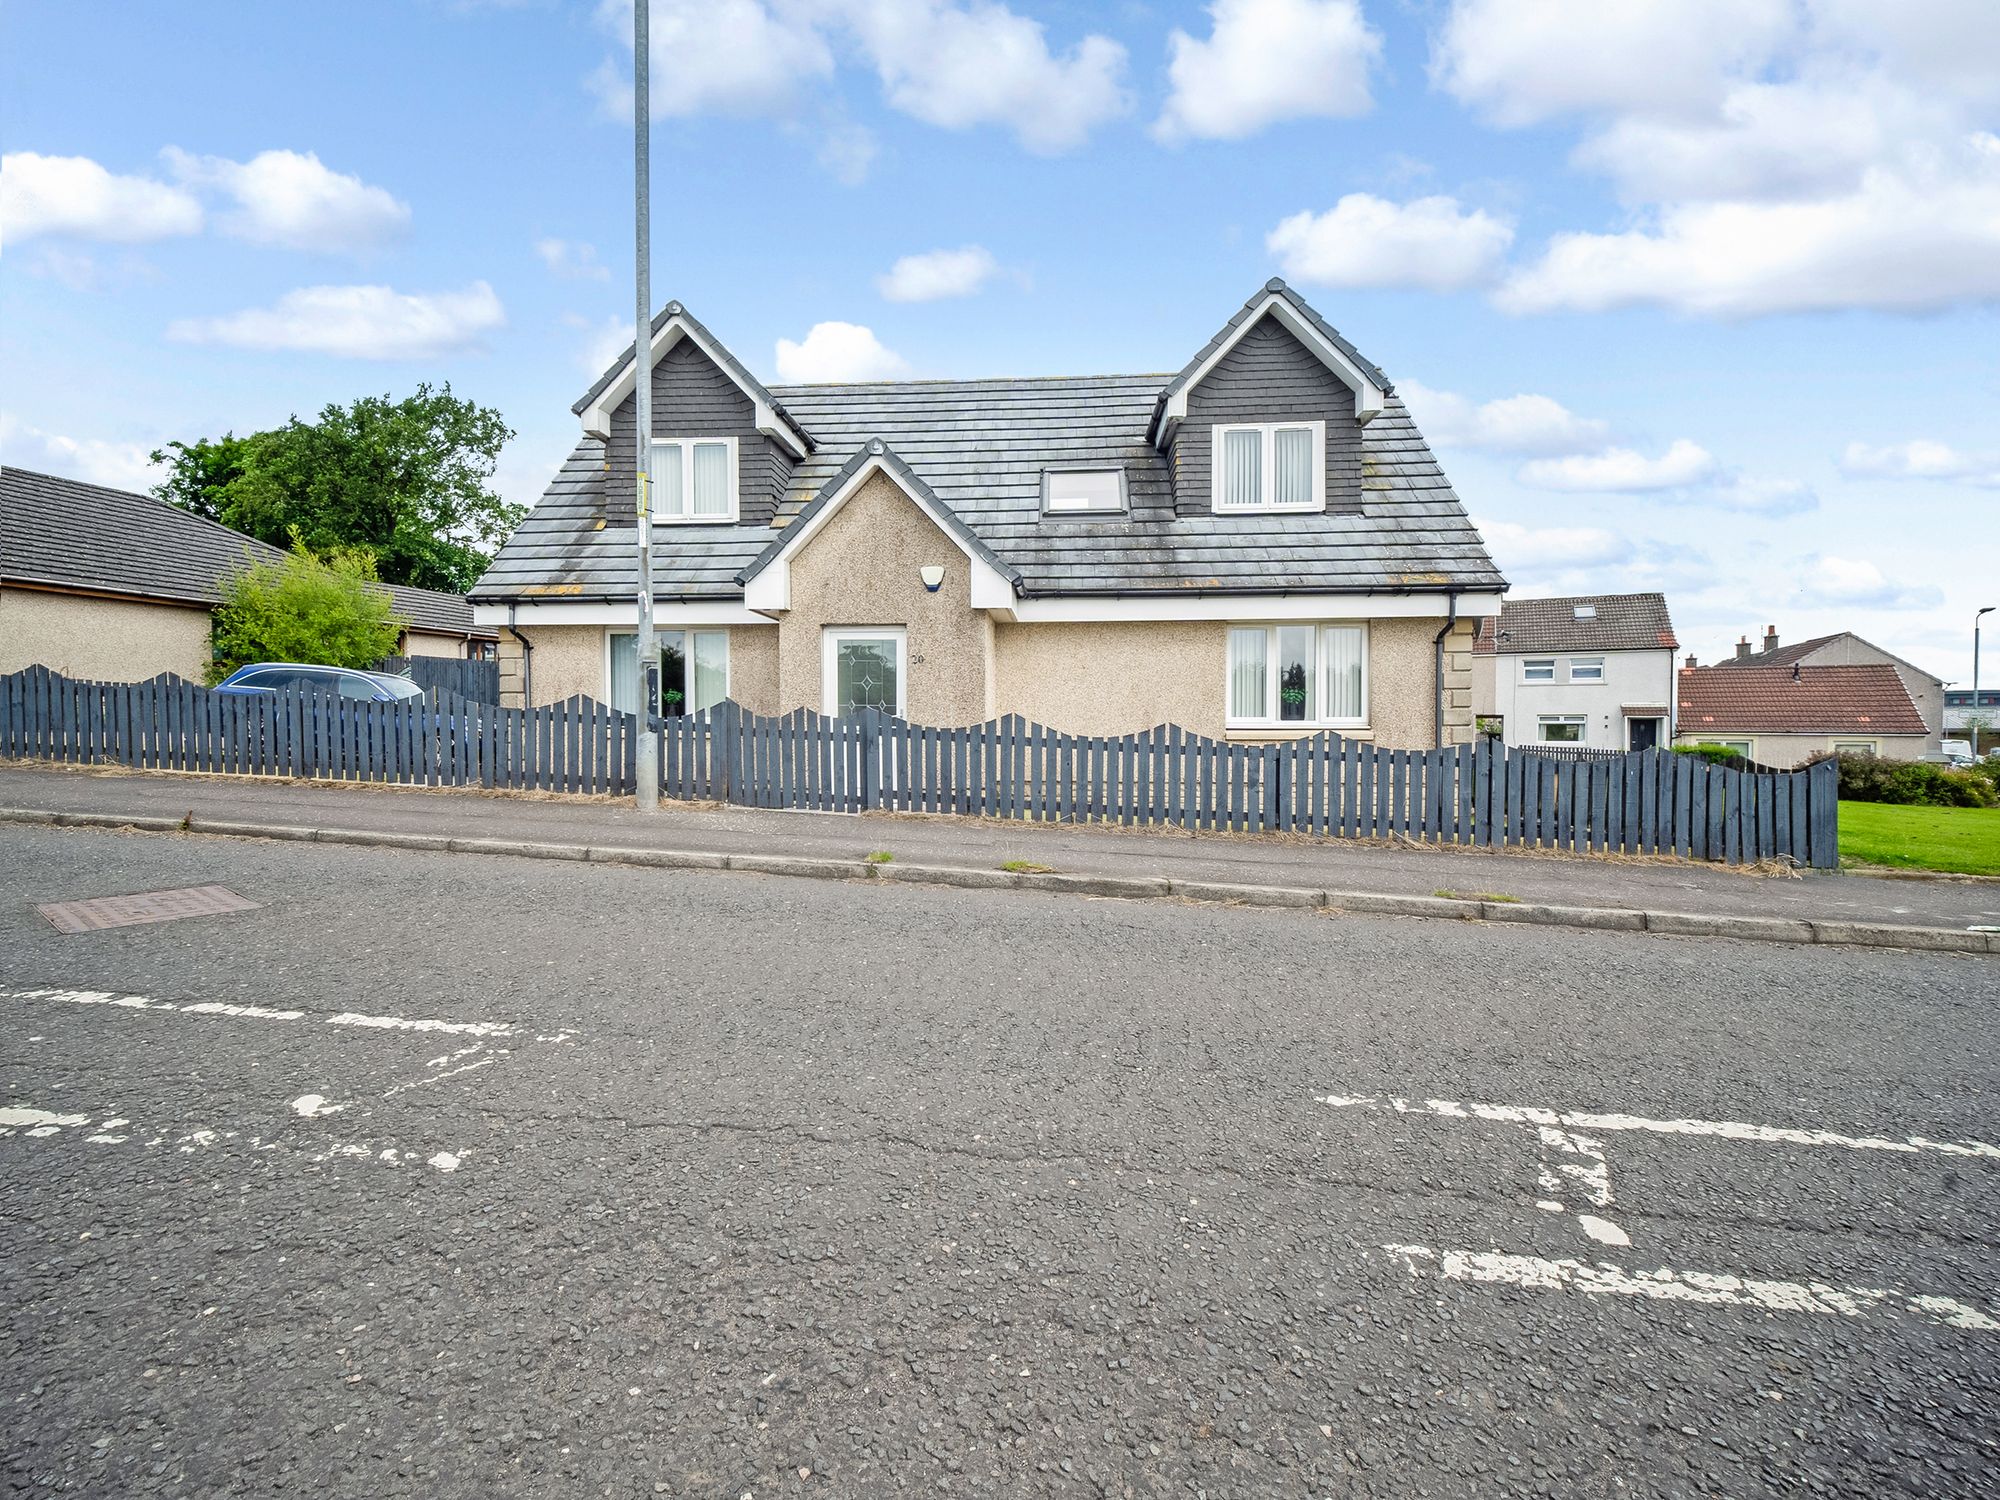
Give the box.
[691,442,730,516]
[691,630,729,710]
[608,632,637,713]
[1322,625,1364,720]
[1228,627,1267,718]
[1221,427,1262,509]
[1274,426,1313,507]
[651,441,683,518]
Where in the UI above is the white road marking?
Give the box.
[1385,1244,1998,1333]
[1317,1093,2000,1159]
[1576,1215,1630,1247]
[2,986,526,1040]
[0,1106,90,1137]
[2,1100,465,1172]
[291,1094,344,1118]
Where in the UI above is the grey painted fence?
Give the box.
[0,668,1838,866]
[375,655,500,704]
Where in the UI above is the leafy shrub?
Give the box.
[207,546,406,685]
[1830,752,1998,809]
[1675,742,1751,767]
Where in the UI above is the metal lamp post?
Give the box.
[631,0,660,811]
[1976,606,1995,759]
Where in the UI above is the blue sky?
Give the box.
[5,0,1996,681]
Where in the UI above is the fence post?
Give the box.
[1807,758,1839,869]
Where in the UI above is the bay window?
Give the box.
[1226,624,1367,728]
[609,629,729,716]
[1213,422,1324,512]
[650,437,738,522]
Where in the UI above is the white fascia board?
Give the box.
[579,314,807,459]
[1006,591,1501,624]
[473,600,772,628]
[744,454,1019,617]
[1158,293,1387,442]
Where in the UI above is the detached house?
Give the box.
[1472,592,1678,751]
[1708,626,1944,758]
[471,281,1504,745]
[1675,662,1929,766]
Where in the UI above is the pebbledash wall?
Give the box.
[493,467,1478,745]
[0,586,214,681]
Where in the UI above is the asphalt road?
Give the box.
[2,823,1994,1499]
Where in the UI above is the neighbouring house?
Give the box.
[470,280,1505,743]
[0,466,496,681]
[1945,688,1999,753]
[1708,625,1944,757]
[1471,592,1678,751]
[1674,660,1929,766]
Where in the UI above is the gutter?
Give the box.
[1433,590,1460,749]
[505,604,534,706]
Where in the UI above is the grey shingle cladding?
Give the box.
[473,285,1504,604]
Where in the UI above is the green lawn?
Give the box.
[1839,800,2000,876]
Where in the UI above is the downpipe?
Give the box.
[1433,591,1460,749]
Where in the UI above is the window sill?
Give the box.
[1212,503,1324,516]
[652,515,741,527]
[1226,722,1371,741]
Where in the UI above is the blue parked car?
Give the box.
[212,663,426,703]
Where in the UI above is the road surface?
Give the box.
[2,822,1994,1497]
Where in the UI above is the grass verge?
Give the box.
[1839,801,2000,876]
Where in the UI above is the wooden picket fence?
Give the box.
[0,667,1838,865]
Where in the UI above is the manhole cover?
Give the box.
[36,885,262,934]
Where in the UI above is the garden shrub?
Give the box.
[1830,752,1998,808]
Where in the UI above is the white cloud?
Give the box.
[1430,0,1797,128]
[1267,194,1513,292]
[161,148,408,253]
[590,0,1126,155]
[773,321,910,382]
[1154,0,1380,143]
[0,152,201,246]
[805,113,878,186]
[844,0,1129,154]
[1841,439,2000,488]
[1696,476,1819,516]
[1499,143,2000,317]
[567,313,634,378]
[1473,515,1630,571]
[1517,440,1718,493]
[166,282,506,360]
[876,245,1000,302]
[0,413,161,491]
[589,0,834,119]
[536,237,611,281]
[1396,379,1609,457]
[1799,555,1943,610]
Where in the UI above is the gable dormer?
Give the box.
[575,300,813,528]
[1152,280,1387,519]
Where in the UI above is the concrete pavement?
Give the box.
[1,763,1997,936]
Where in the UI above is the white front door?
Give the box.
[823,627,906,718]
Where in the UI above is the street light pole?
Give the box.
[632,0,660,812]
[1976,606,1995,759]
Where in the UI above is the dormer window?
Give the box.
[1042,467,1126,514]
[650,436,738,523]
[1213,421,1324,512]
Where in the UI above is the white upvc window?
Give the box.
[1538,715,1586,743]
[1226,623,1367,729]
[650,436,738,522]
[608,629,729,715]
[1832,740,1877,756]
[1212,421,1325,513]
[1043,468,1126,513]
[1716,739,1753,756]
[1568,657,1605,682]
[1522,658,1556,682]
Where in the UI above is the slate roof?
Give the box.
[474,294,1505,605]
[1473,593,1678,656]
[1676,664,1926,736]
[1710,634,1839,670]
[1,466,490,638]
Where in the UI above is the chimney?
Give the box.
[1764,624,1779,653]
[1735,635,1752,661]
[1685,653,1697,670]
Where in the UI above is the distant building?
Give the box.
[1707,625,1943,757]
[1,467,495,682]
[1472,593,1678,750]
[1675,661,1928,767]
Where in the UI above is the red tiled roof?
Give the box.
[1676,663,1927,735]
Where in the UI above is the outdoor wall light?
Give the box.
[920,565,946,592]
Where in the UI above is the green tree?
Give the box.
[206,547,407,686]
[153,384,522,593]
